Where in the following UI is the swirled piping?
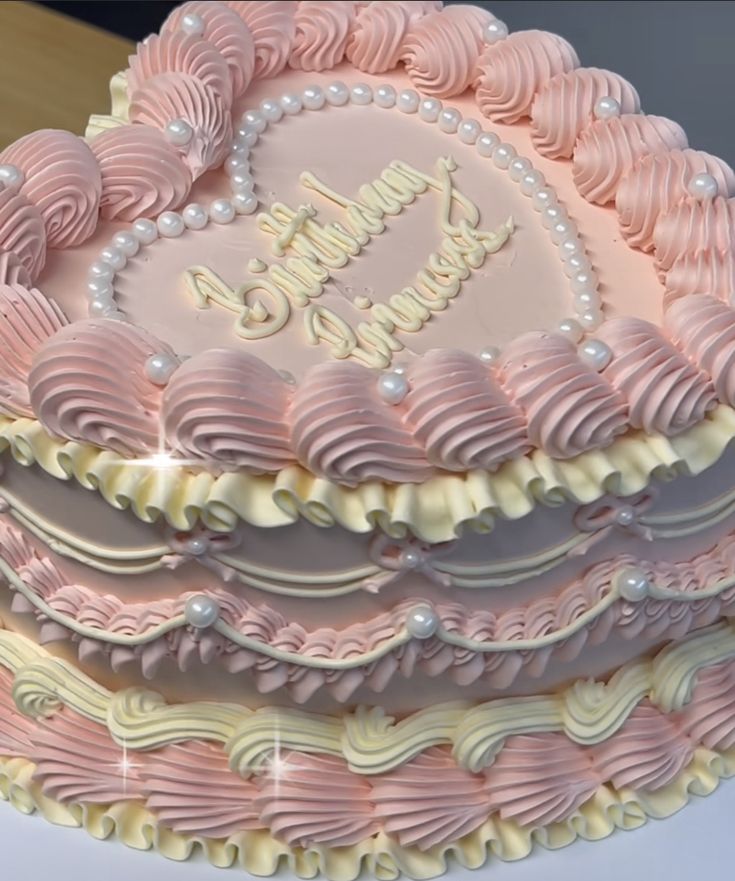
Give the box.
[616,149,735,252]
[0,283,68,418]
[401,5,496,99]
[499,331,628,458]
[653,195,735,275]
[90,124,192,221]
[572,114,689,205]
[0,130,101,249]
[476,30,580,125]
[27,319,176,457]
[0,187,46,282]
[222,1,297,80]
[129,73,232,180]
[287,1,357,72]
[0,249,30,288]
[346,1,436,75]
[664,248,735,304]
[530,67,640,159]
[161,0,255,97]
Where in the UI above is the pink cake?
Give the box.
[1,1,735,877]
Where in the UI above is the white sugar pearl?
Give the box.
[186,536,210,557]
[210,198,236,224]
[579,308,603,331]
[508,157,532,182]
[377,372,409,404]
[400,548,424,569]
[419,97,442,122]
[238,127,259,146]
[350,83,373,105]
[550,218,578,244]
[520,169,545,196]
[180,12,205,36]
[559,237,584,260]
[99,245,127,272]
[397,89,420,113]
[458,118,482,144]
[477,132,499,157]
[574,290,599,312]
[242,110,267,133]
[88,260,114,282]
[615,505,636,527]
[164,118,193,146]
[302,85,326,110]
[225,155,250,176]
[564,253,592,277]
[541,204,568,229]
[184,595,220,629]
[230,170,254,190]
[145,352,178,385]
[578,338,612,371]
[616,567,650,602]
[479,346,500,364]
[375,85,396,108]
[484,19,509,44]
[112,231,139,257]
[558,317,584,343]
[230,140,249,157]
[132,218,158,245]
[260,98,283,122]
[280,93,302,116]
[88,299,114,318]
[326,81,350,106]
[233,191,259,215]
[593,96,622,120]
[438,108,461,133]
[571,270,598,294]
[0,164,24,192]
[182,203,209,230]
[406,605,440,639]
[688,172,719,200]
[157,211,185,237]
[492,143,516,169]
[532,186,557,211]
[86,279,113,300]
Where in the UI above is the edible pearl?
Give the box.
[88,297,116,317]
[157,211,185,238]
[280,93,303,116]
[397,89,420,114]
[210,199,236,225]
[233,192,259,215]
[183,203,209,230]
[185,536,209,557]
[479,346,500,364]
[377,372,409,405]
[574,290,599,312]
[558,317,583,343]
[230,140,249,157]
[579,308,603,331]
[399,548,424,569]
[615,505,636,527]
[86,279,113,300]
[492,143,516,169]
[230,170,254,190]
[419,98,442,123]
[550,219,578,245]
[438,108,461,133]
[164,118,193,146]
[406,605,440,640]
[0,164,24,192]
[578,338,612,371]
[559,237,584,260]
[238,127,259,147]
[260,98,283,122]
[88,260,114,282]
[541,204,568,229]
[593,96,622,120]
[326,81,350,106]
[616,568,650,602]
[145,352,178,386]
[565,256,593,280]
[476,132,499,157]
[688,172,719,200]
[112,231,139,257]
[225,154,249,176]
[132,218,158,245]
[302,85,326,111]
[180,12,205,36]
[375,85,396,108]
[508,157,532,182]
[571,270,598,294]
[520,169,545,196]
[184,595,220,629]
[484,19,509,44]
[99,245,126,272]
[350,83,373,105]
[458,118,482,144]
[242,109,267,133]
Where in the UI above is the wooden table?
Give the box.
[0,2,134,148]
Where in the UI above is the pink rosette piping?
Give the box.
[289,361,432,486]
[162,0,255,97]
[223,1,297,80]
[0,187,46,283]
[530,68,640,159]
[616,149,735,252]
[498,331,628,458]
[90,124,192,221]
[403,348,531,471]
[402,5,496,100]
[28,318,176,457]
[0,130,101,249]
[129,73,232,180]
[0,249,30,288]
[288,1,357,72]
[664,248,735,305]
[597,317,717,436]
[0,283,68,418]
[477,30,580,125]
[346,1,438,75]
[162,349,296,472]
[653,196,735,276]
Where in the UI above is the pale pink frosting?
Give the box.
[530,68,641,159]
[162,0,255,97]
[0,668,34,757]
[665,295,735,406]
[682,661,735,750]
[476,30,580,125]
[664,248,735,304]
[402,5,496,99]
[572,114,689,205]
[498,331,628,458]
[0,248,30,287]
[403,348,531,471]
[288,1,357,72]
[0,186,46,282]
[346,1,438,75]
[0,130,101,249]
[653,196,735,275]
[597,317,717,435]
[372,747,488,850]
[290,361,432,485]
[127,30,233,106]
[223,1,297,79]
[254,752,380,848]
[141,740,262,837]
[28,318,176,457]
[0,283,68,418]
[615,149,735,252]
[162,348,296,472]
[129,73,232,180]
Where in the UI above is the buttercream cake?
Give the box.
[1,1,735,877]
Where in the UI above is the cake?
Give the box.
[1,1,735,877]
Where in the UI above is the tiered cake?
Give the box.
[2,2,735,877]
